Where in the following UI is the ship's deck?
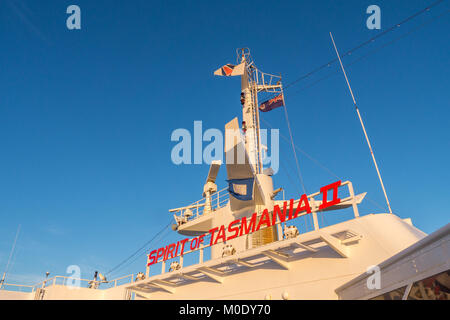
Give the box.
[125,213,426,299]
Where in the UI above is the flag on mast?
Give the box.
[227,178,254,201]
[259,93,284,112]
[214,62,245,76]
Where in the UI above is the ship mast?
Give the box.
[238,48,283,176]
[239,48,263,175]
[237,49,285,248]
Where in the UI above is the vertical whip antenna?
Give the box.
[329,32,393,214]
[1,224,21,288]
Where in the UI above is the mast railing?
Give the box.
[171,186,230,224]
[253,69,282,93]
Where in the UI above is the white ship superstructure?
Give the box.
[0,49,448,300]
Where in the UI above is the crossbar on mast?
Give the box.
[329,32,393,214]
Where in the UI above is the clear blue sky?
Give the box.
[0,0,449,285]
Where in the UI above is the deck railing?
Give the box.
[172,186,230,223]
[0,273,137,293]
[0,283,34,293]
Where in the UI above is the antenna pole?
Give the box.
[1,224,21,289]
[329,32,393,214]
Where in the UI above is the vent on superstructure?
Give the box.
[332,230,359,241]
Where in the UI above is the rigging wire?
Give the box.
[265,0,445,100]
[107,224,172,278]
[261,117,387,212]
[281,102,314,230]
[105,219,173,277]
[108,225,174,278]
[263,117,339,179]
[119,223,202,276]
[281,95,307,195]
[280,161,302,196]
[290,8,450,97]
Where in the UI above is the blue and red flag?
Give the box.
[227,178,254,201]
[259,93,284,112]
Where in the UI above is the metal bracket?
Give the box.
[263,250,290,270]
[149,280,176,294]
[197,267,224,283]
[292,242,318,252]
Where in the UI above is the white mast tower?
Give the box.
[171,48,287,258]
[237,48,283,176]
[239,48,263,174]
[236,48,284,247]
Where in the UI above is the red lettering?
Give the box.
[227,219,241,241]
[147,181,343,263]
[175,241,180,256]
[147,250,157,266]
[257,209,271,231]
[179,238,189,255]
[272,202,287,226]
[208,227,219,246]
[164,243,176,261]
[288,198,295,220]
[156,247,165,263]
[214,225,226,245]
[198,234,206,246]
[319,180,341,210]
[163,245,169,261]
[240,212,257,236]
[294,194,311,218]
[190,237,198,250]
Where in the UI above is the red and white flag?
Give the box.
[214,63,245,76]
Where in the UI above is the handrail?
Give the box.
[172,186,230,223]
[0,283,35,293]
[1,273,138,292]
